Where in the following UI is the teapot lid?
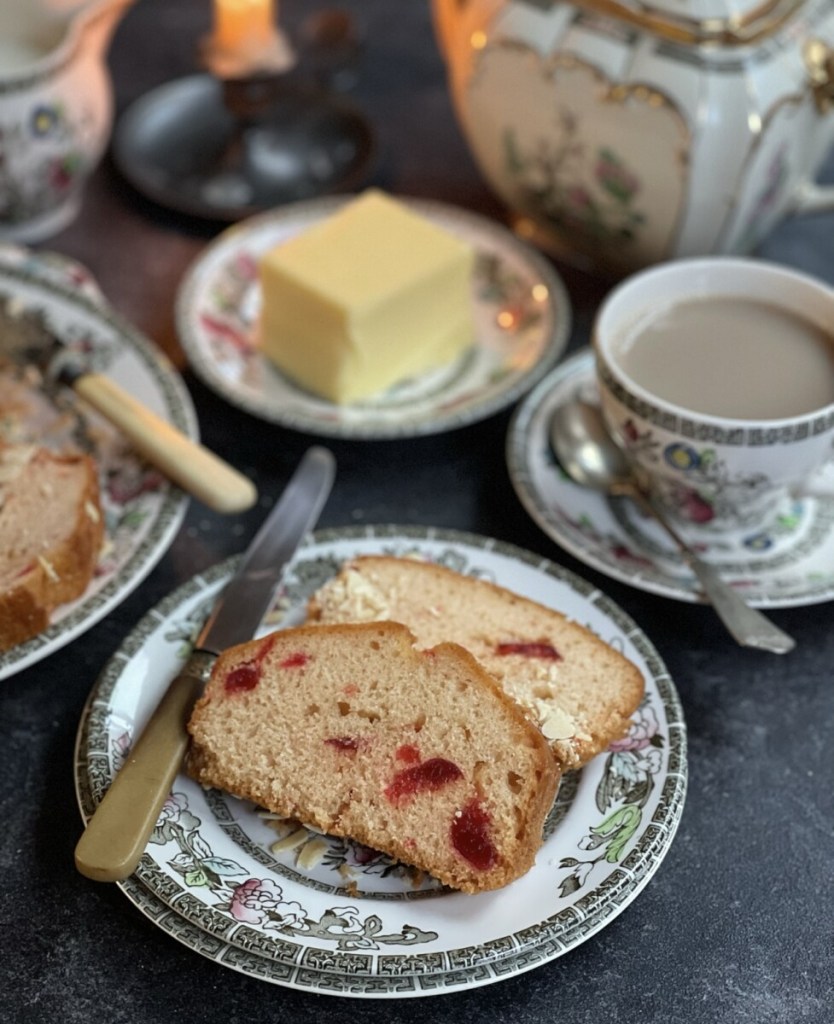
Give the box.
[565,0,802,45]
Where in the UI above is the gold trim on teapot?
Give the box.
[517,0,803,46]
[804,37,834,113]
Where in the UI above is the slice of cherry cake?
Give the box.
[186,621,560,893]
[307,556,645,770]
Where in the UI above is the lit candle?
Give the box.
[213,0,275,56]
[207,0,294,76]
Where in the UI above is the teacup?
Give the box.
[593,257,834,533]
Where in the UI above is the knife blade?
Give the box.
[0,295,257,514]
[74,445,336,883]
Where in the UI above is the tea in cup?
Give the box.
[593,257,834,532]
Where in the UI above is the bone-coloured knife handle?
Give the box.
[74,651,216,883]
[73,372,257,514]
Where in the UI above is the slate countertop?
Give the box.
[1,2,832,1022]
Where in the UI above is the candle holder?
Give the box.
[111,19,374,221]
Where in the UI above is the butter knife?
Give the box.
[0,295,257,514]
[74,445,336,882]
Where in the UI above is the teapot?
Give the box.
[432,0,834,276]
[0,0,132,242]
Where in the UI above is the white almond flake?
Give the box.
[270,827,312,853]
[319,569,390,620]
[296,837,329,869]
[540,707,578,741]
[37,555,60,582]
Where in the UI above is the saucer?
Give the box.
[506,348,834,608]
[175,195,571,440]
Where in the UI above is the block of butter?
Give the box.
[258,190,475,404]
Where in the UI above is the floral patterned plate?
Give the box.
[75,526,686,997]
[174,196,571,439]
[0,245,192,680]
[507,348,834,608]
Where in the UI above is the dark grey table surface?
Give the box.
[2,2,833,1021]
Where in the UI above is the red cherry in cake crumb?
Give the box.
[224,663,260,693]
[324,736,360,753]
[395,744,421,764]
[451,799,498,871]
[279,651,310,669]
[384,757,463,804]
[224,635,279,693]
[494,641,561,660]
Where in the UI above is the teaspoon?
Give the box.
[549,397,796,654]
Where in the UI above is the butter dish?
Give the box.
[175,194,571,440]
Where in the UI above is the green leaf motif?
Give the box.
[201,856,248,877]
[591,805,642,864]
[185,868,210,887]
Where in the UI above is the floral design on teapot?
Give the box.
[460,45,690,272]
[505,107,647,247]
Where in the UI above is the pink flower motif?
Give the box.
[234,252,259,280]
[230,878,272,923]
[158,792,189,822]
[200,312,253,355]
[595,150,640,202]
[229,878,306,929]
[680,488,715,524]
[609,705,659,753]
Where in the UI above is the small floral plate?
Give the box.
[174,196,571,439]
[75,526,686,997]
[507,348,834,608]
[0,245,192,680]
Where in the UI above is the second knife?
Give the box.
[0,295,257,514]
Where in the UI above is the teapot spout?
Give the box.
[69,0,133,60]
